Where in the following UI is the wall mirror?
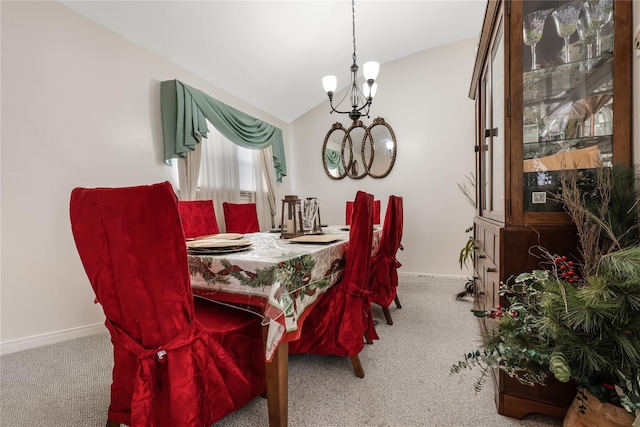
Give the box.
[322,117,396,180]
[322,123,347,179]
[365,118,396,178]
[343,121,370,179]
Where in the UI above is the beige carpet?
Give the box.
[0,275,564,426]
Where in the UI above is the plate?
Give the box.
[187,245,252,255]
[288,234,343,244]
[193,233,244,240]
[186,238,251,249]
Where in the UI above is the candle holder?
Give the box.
[280,195,303,238]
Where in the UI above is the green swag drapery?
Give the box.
[160,79,287,182]
[324,148,345,174]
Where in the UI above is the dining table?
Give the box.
[187,226,381,427]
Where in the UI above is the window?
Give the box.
[237,145,255,194]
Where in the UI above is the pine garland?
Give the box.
[452,164,640,422]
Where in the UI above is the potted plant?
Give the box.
[456,173,476,300]
[452,165,640,426]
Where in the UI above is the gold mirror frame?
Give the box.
[321,117,396,179]
[342,121,371,180]
[365,117,397,178]
[322,123,348,180]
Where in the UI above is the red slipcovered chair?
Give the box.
[289,191,378,378]
[346,199,380,225]
[369,195,404,325]
[69,182,265,427]
[178,200,220,238]
[222,202,260,233]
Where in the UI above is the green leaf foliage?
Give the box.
[452,164,640,420]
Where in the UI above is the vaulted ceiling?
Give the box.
[59,1,487,123]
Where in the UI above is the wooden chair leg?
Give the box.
[106,419,120,427]
[349,354,365,378]
[382,306,393,325]
[394,295,402,309]
[364,329,373,345]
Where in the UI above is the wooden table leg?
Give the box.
[264,326,288,427]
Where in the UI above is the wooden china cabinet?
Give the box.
[469,0,632,420]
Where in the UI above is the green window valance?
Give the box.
[160,79,287,182]
[324,148,344,174]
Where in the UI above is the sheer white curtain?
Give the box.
[177,121,278,232]
[254,146,278,229]
[176,140,202,201]
[198,124,240,232]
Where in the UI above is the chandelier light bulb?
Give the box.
[322,75,337,94]
[363,61,380,81]
[364,82,378,98]
[362,82,370,98]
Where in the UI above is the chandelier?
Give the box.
[321,0,379,123]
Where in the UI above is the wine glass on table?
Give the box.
[523,9,553,71]
[302,197,319,233]
[552,1,582,63]
[582,0,613,56]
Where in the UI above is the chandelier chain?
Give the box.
[352,0,357,64]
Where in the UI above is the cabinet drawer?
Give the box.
[474,250,500,334]
[475,221,499,265]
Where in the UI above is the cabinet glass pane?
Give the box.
[522,0,614,213]
[482,73,489,212]
[491,24,505,214]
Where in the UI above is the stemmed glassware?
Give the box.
[577,13,597,60]
[582,0,613,56]
[302,197,320,233]
[523,9,553,71]
[552,1,582,63]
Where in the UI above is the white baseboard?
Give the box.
[0,322,106,355]
[399,271,469,281]
[0,273,465,355]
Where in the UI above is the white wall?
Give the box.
[289,39,478,277]
[0,1,290,353]
[1,1,638,353]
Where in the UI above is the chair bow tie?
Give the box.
[105,319,232,427]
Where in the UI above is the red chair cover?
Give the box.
[178,200,220,238]
[70,182,264,427]
[346,199,380,225]
[223,202,260,233]
[290,191,378,356]
[369,195,404,308]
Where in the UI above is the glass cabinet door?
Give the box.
[521,0,614,213]
[480,15,505,221]
[491,21,505,218]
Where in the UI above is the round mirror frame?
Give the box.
[321,123,348,180]
[366,117,397,179]
[342,120,371,180]
[321,117,396,179]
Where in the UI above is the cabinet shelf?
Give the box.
[523,135,612,161]
[523,54,613,109]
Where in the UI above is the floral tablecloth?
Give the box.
[188,227,380,361]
